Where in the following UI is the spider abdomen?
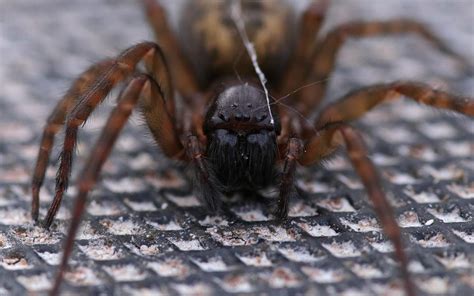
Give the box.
[179,0,296,85]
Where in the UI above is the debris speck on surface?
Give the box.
[79,240,124,261]
[1,255,30,270]
[301,266,347,283]
[236,251,272,267]
[397,211,424,228]
[296,222,340,237]
[417,276,451,294]
[168,238,206,251]
[64,266,102,286]
[191,256,230,272]
[322,241,363,258]
[317,196,356,212]
[16,274,51,292]
[217,274,254,293]
[411,232,451,248]
[147,258,191,278]
[263,267,302,288]
[103,264,148,282]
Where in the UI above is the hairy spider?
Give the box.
[30,0,473,295]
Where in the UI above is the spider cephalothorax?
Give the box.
[204,83,280,191]
[30,1,473,295]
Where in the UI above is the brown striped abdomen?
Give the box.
[178,0,297,87]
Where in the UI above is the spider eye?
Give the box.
[246,130,276,146]
[214,129,238,146]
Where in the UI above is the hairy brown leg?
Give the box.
[299,124,415,296]
[40,42,173,228]
[186,135,222,211]
[296,19,472,115]
[142,42,175,116]
[50,75,182,296]
[142,0,199,99]
[31,59,115,221]
[140,78,184,158]
[279,0,330,95]
[275,137,304,219]
[314,81,474,129]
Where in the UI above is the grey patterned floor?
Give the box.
[0,1,473,295]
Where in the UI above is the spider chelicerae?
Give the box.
[29,0,473,295]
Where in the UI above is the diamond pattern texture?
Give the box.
[0,1,473,295]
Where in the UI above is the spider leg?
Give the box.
[35,42,174,228]
[142,0,199,99]
[295,19,472,115]
[142,41,175,116]
[297,80,472,295]
[279,0,330,94]
[314,81,474,129]
[299,123,416,296]
[140,75,183,158]
[275,138,304,219]
[50,74,181,295]
[31,59,114,221]
[186,135,222,211]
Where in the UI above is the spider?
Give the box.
[30,0,473,295]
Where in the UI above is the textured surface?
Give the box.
[0,0,473,295]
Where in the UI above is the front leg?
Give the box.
[51,74,184,296]
[186,135,223,212]
[300,123,416,296]
[31,59,114,221]
[36,42,175,229]
[275,137,304,219]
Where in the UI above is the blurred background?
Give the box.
[0,1,473,295]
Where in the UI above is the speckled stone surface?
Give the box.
[0,1,473,295]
